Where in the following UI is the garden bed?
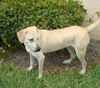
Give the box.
[0,40,100,71]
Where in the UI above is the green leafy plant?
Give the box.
[0,0,87,49]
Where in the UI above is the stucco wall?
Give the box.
[81,0,100,40]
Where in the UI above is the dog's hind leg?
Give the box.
[75,48,87,75]
[63,47,76,64]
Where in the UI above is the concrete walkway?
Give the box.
[82,0,100,40]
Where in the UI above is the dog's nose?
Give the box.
[36,47,41,52]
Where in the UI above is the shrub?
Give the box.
[0,0,87,49]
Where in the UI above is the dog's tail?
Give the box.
[86,12,100,32]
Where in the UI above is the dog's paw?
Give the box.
[63,59,72,64]
[37,74,42,79]
[27,66,33,71]
[79,70,86,75]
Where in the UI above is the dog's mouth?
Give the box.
[34,47,41,52]
[30,44,41,52]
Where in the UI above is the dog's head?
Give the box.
[17,26,41,52]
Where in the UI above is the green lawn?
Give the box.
[0,64,100,88]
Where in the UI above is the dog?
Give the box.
[17,12,100,78]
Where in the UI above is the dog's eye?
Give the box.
[29,38,34,42]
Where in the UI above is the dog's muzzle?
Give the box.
[35,45,41,52]
[36,47,41,52]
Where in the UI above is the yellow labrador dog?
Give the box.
[17,12,100,78]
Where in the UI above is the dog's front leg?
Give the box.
[27,54,36,71]
[36,53,45,78]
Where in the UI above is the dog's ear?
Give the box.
[17,26,37,43]
[17,30,28,43]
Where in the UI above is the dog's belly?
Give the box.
[41,41,72,53]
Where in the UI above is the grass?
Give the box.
[0,64,100,88]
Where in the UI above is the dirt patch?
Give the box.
[86,40,100,61]
[0,40,100,71]
[2,49,70,71]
